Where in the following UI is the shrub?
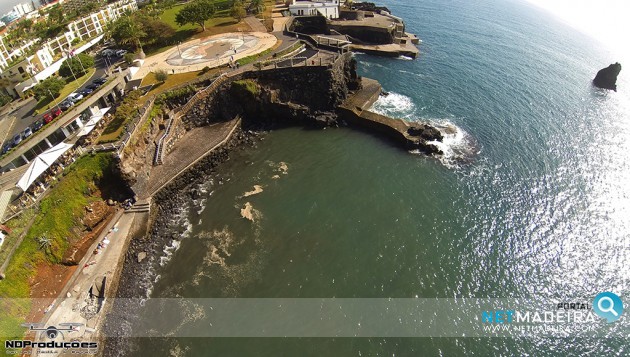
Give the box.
[155,69,168,83]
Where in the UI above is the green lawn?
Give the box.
[33,68,96,115]
[139,69,225,104]
[160,1,234,30]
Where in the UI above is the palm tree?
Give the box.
[106,14,147,58]
[37,235,52,253]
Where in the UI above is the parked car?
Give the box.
[101,49,115,57]
[12,133,22,146]
[59,100,73,111]
[32,120,44,132]
[0,232,5,249]
[1,143,11,155]
[115,49,128,57]
[86,84,98,91]
[67,92,83,103]
[50,107,62,118]
[43,112,53,123]
[79,87,94,96]
[93,78,107,85]
[22,127,32,139]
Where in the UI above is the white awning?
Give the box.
[16,142,74,191]
[77,107,109,137]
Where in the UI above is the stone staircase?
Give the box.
[124,200,150,214]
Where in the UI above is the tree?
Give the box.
[32,76,66,101]
[0,93,13,107]
[123,52,135,65]
[175,0,216,31]
[137,14,175,46]
[59,53,95,78]
[155,69,168,83]
[249,0,266,15]
[107,14,147,52]
[231,2,246,22]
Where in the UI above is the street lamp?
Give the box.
[46,89,61,112]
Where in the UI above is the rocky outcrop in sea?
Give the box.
[593,62,622,91]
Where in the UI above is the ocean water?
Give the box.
[127,0,629,355]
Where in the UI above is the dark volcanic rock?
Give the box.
[593,62,622,91]
[407,125,443,141]
[351,2,391,14]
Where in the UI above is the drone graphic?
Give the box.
[21,322,84,340]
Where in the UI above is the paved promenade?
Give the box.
[136,118,241,199]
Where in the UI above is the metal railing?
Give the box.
[153,74,229,165]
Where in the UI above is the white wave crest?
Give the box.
[371,92,416,119]
[421,120,479,168]
[159,240,181,267]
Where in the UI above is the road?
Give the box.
[1,55,123,145]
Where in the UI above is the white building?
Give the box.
[289,0,339,19]
[12,2,35,16]
[0,0,138,98]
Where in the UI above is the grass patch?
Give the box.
[0,209,35,266]
[0,154,114,347]
[97,91,142,144]
[33,68,96,115]
[274,41,305,58]
[237,40,282,66]
[232,79,260,96]
[139,69,223,105]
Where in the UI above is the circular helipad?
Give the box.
[166,33,262,66]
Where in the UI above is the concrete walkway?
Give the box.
[132,31,277,80]
[244,16,267,33]
[136,118,241,199]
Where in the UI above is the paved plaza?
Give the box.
[133,32,277,79]
[166,33,261,66]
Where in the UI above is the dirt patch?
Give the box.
[63,203,116,265]
[25,262,74,322]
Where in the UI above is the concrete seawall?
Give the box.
[339,77,442,154]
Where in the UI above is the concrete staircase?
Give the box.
[124,201,150,214]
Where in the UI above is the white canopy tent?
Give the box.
[77,107,111,137]
[77,115,103,137]
[16,142,74,192]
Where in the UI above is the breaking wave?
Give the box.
[371,92,416,119]
[420,120,479,168]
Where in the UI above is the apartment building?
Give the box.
[0,0,137,98]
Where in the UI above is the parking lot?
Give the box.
[0,53,124,156]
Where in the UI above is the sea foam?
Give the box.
[371,92,416,119]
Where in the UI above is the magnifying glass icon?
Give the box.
[597,296,618,316]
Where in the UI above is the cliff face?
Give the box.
[593,62,622,91]
[183,53,362,129]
